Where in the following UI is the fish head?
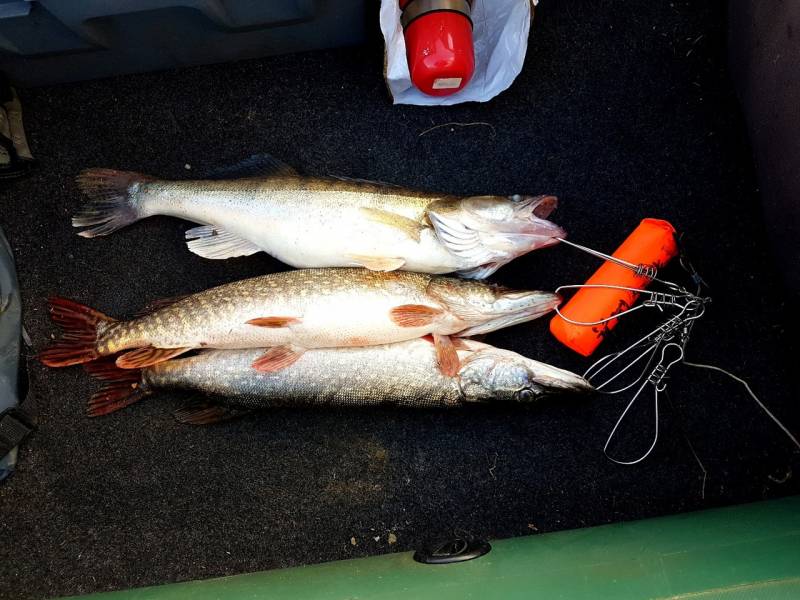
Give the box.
[428,195,565,272]
[429,278,561,336]
[458,343,593,403]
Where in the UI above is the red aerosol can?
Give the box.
[400,0,476,96]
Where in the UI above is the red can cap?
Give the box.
[400,0,476,96]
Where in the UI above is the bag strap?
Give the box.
[0,394,35,458]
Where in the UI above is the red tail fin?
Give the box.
[39,297,115,367]
[84,360,150,417]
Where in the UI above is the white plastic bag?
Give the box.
[380,0,535,106]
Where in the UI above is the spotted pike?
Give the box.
[84,339,593,420]
[72,156,565,279]
[40,268,560,375]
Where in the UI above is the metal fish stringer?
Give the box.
[554,236,799,465]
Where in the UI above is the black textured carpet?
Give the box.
[1,2,798,598]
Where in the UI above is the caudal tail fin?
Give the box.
[73,168,153,238]
[84,360,150,417]
[39,297,115,367]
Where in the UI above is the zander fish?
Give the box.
[72,156,565,278]
[40,268,560,375]
[84,339,593,421]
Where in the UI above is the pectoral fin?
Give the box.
[433,333,460,377]
[457,262,504,280]
[345,254,406,272]
[360,207,423,242]
[116,346,191,369]
[389,304,443,327]
[246,316,301,328]
[252,346,305,372]
[428,209,494,264]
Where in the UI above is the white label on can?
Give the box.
[432,77,463,89]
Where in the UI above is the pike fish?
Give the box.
[72,156,565,279]
[40,268,560,375]
[84,339,593,420]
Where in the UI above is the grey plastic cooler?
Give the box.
[0,0,367,86]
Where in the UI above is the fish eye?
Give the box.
[515,388,535,402]
[509,194,523,202]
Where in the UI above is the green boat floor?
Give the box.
[70,497,800,600]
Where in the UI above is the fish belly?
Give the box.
[233,207,465,273]
[146,186,468,273]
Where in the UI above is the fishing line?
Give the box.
[664,389,708,499]
[682,361,800,451]
[556,237,674,287]
[556,235,800,464]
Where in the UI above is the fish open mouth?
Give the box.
[510,194,558,220]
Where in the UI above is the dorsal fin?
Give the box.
[203,153,297,180]
[327,174,402,188]
[134,294,190,317]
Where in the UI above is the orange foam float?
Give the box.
[550,219,679,357]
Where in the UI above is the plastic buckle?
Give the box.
[0,405,35,456]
